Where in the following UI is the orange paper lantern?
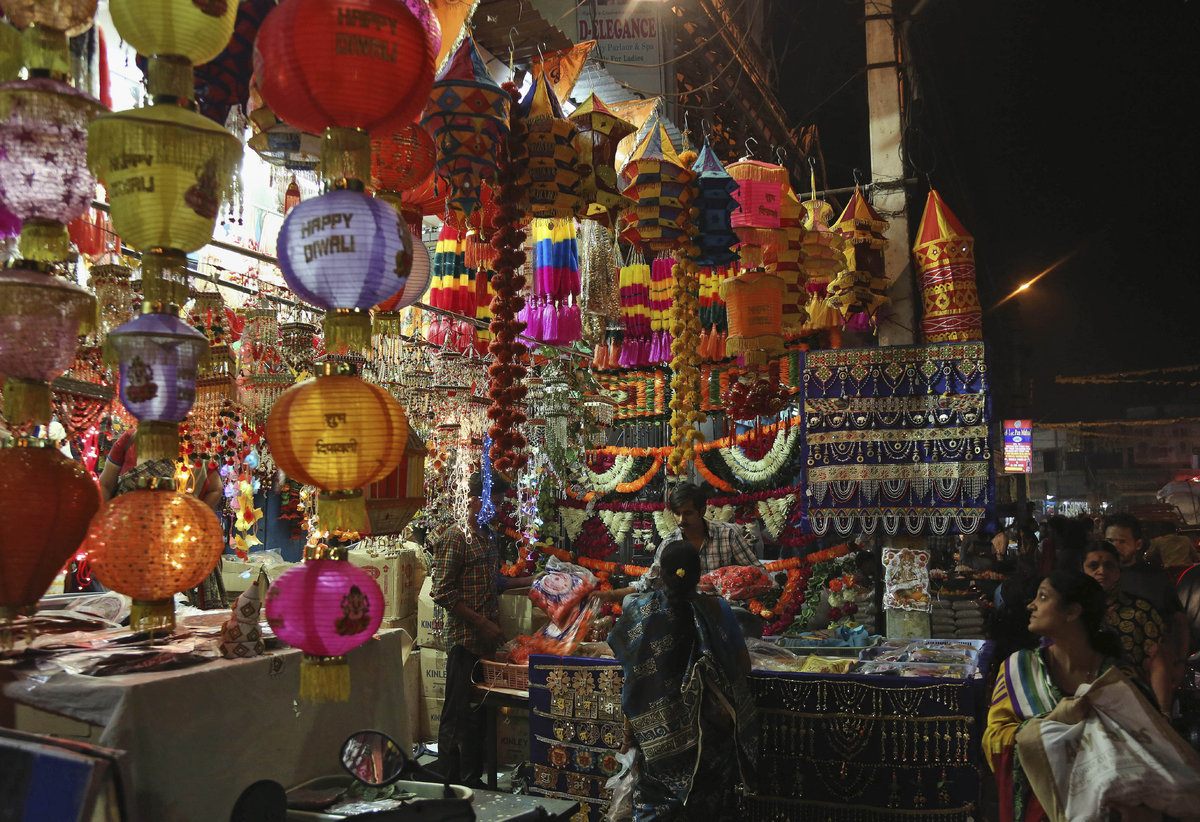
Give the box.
[721,270,784,366]
[83,486,224,632]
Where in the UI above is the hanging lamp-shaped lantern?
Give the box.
[828,186,890,328]
[618,115,695,253]
[520,73,584,219]
[569,93,635,226]
[913,189,982,343]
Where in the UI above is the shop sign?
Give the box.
[1003,419,1033,473]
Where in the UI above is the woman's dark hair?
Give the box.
[660,540,701,603]
[1044,569,1121,658]
[1083,540,1121,566]
[667,482,709,514]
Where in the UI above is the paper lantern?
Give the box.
[771,184,808,336]
[110,0,238,67]
[690,140,739,267]
[726,159,787,271]
[0,267,95,426]
[570,93,635,224]
[913,189,982,344]
[618,116,695,252]
[0,441,101,623]
[374,224,431,330]
[421,37,510,224]
[372,124,436,194]
[721,270,784,366]
[265,552,385,701]
[253,0,440,138]
[88,103,242,255]
[266,364,409,533]
[799,198,846,343]
[105,310,209,463]
[828,187,890,324]
[364,428,427,535]
[0,22,19,83]
[276,189,413,353]
[83,487,224,633]
[520,74,583,219]
[0,77,106,263]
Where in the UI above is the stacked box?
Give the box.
[417,577,447,650]
[930,597,986,639]
[419,647,449,742]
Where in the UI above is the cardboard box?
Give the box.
[496,708,530,766]
[417,577,447,650]
[348,546,426,621]
[420,647,448,700]
[384,614,418,641]
[402,650,422,748]
[499,588,550,639]
[13,704,101,742]
[421,696,444,742]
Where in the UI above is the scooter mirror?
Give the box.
[340,730,408,787]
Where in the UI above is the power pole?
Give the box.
[864,0,916,346]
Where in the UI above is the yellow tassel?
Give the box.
[324,310,372,355]
[2,378,51,426]
[300,655,351,702]
[130,599,176,635]
[140,249,192,309]
[372,311,404,336]
[17,220,71,265]
[136,421,182,464]
[318,491,368,534]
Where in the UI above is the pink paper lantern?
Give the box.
[264,558,384,701]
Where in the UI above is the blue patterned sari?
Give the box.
[608,591,758,822]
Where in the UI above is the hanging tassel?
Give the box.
[323,309,372,355]
[136,420,182,464]
[317,490,368,534]
[1,378,51,426]
[300,654,351,702]
[129,598,176,635]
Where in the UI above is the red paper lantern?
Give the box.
[0,442,101,622]
[253,0,440,137]
[372,123,436,193]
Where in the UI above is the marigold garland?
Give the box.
[668,157,705,474]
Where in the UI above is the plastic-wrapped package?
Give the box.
[700,565,772,600]
[530,557,598,627]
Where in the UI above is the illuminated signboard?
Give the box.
[1003,419,1032,473]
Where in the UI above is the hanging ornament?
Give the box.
[578,220,621,344]
[239,306,289,425]
[726,158,787,272]
[373,226,432,332]
[721,271,785,367]
[364,429,428,535]
[569,93,635,225]
[266,362,409,534]
[0,439,101,638]
[799,198,846,347]
[89,260,136,335]
[771,183,808,336]
[372,123,437,197]
[421,37,511,225]
[912,189,982,343]
[828,186,890,328]
[618,114,695,252]
[520,73,584,219]
[689,139,739,267]
[84,480,224,633]
[247,84,321,172]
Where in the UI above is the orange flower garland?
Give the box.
[668,200,705,474]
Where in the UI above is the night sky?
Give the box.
[768,1,1200,422]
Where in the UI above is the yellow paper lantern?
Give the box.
[109,0,238,66]
[88,104,242,254]
[720,270,785,366]
[266,363,409,534]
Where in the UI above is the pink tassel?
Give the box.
[542,301,559,344]
[524,298,542,340]
[618,339,633,368]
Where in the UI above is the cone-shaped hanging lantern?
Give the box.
[828,186,890,326]
[84,482,224,634]
[570,93,635,225]
[421,37,510,225]
[799,199,845,341]
[690,139,739,267]
[618,115,695,252]
[520,73,584,219]
[913,189,982,343]
[0,439,101,629]
[266,362,409,534]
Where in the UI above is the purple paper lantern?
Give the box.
[0,77,106,260]
[276,189,413,354]
[264,558,385,702]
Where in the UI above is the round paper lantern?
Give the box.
[0,440,101,622]
[266,364,408,533]
[253,0,440,137]
[83,487,224,633]
[88,103,242,254]
[277,189,413,353]
[374,226,430,332]
[109,0,238,67]
[264,554,385,701]
[0,77,106,262]
[372,124,436,194]
[0,266,96,426]
[105,310,209,463]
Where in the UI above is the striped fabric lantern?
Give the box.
[520,74,583,219]
[770,183,808,336]
[720,270,785,366]
[828,187,890,328]
[364,428,428,535]
[618,115,695,253]
[913,190,982,343]
[569,93,635,224]
[726,159,787,271]
[690,139,739,267]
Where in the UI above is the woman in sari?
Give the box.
[983,570,1137,822]
[608,541,757,821]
